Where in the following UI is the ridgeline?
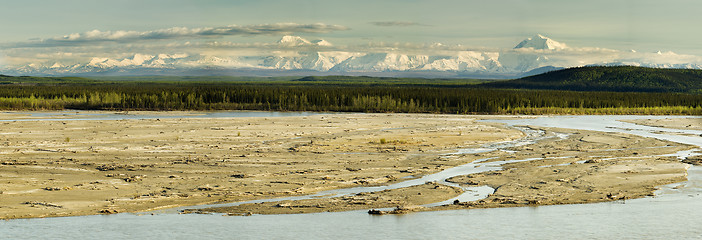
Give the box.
[481,66,702,93]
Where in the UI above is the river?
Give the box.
[2,113,701,239]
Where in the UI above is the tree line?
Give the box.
[0,82,700,115]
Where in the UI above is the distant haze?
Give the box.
[1,0,701,77]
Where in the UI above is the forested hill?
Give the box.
[481,66,702,93]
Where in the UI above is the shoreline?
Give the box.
[2,109,702,117]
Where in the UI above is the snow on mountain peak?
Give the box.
[514,34,567,50]
[311,39,333,46]
[128,54,155,65]
[277,36,333,47]
[277,35,312,46]
[50,63,65,69]
[329,53,431,72]
[157,53,188,59]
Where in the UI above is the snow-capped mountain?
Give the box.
[6,34,701,78]
[277,36,311,46]
[420,52,504,72]
[86,53,190,69]
[8,54,254,76]
[277,35,333,47]
[498,53,553,72]
[311,39,332,47]
[262,52,359,71]
[514,34,567,50]
[330,53,430,72]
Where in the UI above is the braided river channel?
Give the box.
[2,113,701,239]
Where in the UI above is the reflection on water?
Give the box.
[2,114,702,239]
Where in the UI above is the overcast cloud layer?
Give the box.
[369,21,425,27]
[7,23,349,48]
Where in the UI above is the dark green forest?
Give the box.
[1,66,701,115]
[482,66,702,93]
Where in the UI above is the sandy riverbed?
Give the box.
[622,117,702,131]
[620,117,702,166]
[0,113,522,219]
[0,113,697,219]
[198,125,693,215]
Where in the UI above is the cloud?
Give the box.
[197,39,494,55]
[8,23,350,48]
[369,21,425,27]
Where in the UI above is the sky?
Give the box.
[1,0,701,71]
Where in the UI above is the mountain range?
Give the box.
[4,35,701,78]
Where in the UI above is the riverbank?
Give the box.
[0,112,521,219]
